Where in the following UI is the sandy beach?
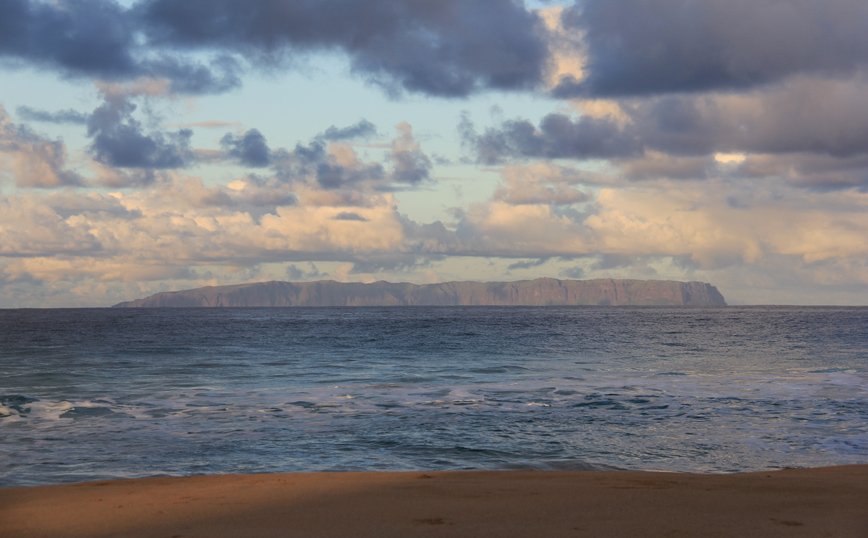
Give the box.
[2,465,866,538]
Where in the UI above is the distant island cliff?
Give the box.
[113,278,727,307]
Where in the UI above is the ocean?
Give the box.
[1,306,866,487]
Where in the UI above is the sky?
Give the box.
[1,0,868,307]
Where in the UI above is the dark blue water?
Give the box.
[1,306,866,487]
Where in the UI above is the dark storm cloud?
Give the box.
[627,97,720,156]
[140,54,242,95]
[557,0,868,97]
[627,81,868,159]
[318,120,377,141]
[469,74,868,177]
[316,162,385,190]
[737,154,868,190]
[269,141,327,184]
[2,1,549,98]
[462,113,644,164]
[270,123,431,191]
[620,154,715,181]
[390,148,431,184]
[0,0,136,76]
[221,129,272,167]
[137,0,549,97]
[0,0,241,94]
[272,140,385,189]
[87,95,194,169]
[16,106,89,125]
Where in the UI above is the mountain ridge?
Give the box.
[113,278,727,307]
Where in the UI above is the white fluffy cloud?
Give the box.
[3,162,868,305]
[0,106,83,188]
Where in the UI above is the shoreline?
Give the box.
[2,465,866,537]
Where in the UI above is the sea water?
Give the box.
[1,306,866,487]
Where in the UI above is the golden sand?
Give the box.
[2,465,866,537]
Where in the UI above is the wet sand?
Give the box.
[2,465,866,537]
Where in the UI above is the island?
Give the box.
[113,278,727,307]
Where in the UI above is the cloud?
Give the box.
[580,186,763,270]
[619,152,716,181]
[736,153,868,190]
[138,0,549,97]
[140,54,242,95]
[166,120,243,130]
[268,139,384,194]
[16,106,89,125]
[462,112,643,164]
[456,200,594,258]
[0,0,137,77]
[389,122,431,185]
[318,119,377,141]
[267,122,432,193]
[468,74,868,188]
[556,0,868,97]
[627,77,868,158]
[10,0,864,106]
[471,76,868,163]
[221,129,272,167]
[507,257,551,270]
[0,173,405,285]
[4,165,868,305]
[558,265,585,279]
[0,192,108,257]
[285,262,321,281]
[0,1,554,99]
[494,163,590,205]
[347,255,435,275]
[314,150,386,190]
[333,212,369,222]
[0,106,84,188]
[0,0,241,95]
[452,172,868,284]
[127,173,297,213]
[87,90,194,170]
[620,77,868,187]
[6,1,868,309]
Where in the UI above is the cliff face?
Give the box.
[113,278,727,308]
